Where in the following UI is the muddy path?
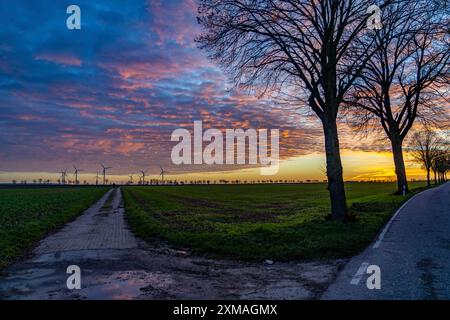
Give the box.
[0,188,344,300]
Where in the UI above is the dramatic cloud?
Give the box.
[0,0,326,176]
[1,0,444,181]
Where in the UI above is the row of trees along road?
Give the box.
[408,129,449,187]
[197,0,450,220]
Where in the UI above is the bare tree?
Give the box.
[408,129,446,186]
[431,133,450,184]
[432,150,449,184]
[346,0,450,194]
[197,0,393,220]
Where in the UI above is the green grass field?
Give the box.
[123,182,427,261]
[0,187,107,270]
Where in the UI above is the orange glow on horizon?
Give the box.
[0,150,429,184]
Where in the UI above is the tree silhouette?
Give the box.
[197,0,394,219]
[346,0,449,194]
[408,129,447,186]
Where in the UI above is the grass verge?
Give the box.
[0,187,108,270]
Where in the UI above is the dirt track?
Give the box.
[0,188,343,300]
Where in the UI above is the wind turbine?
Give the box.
[139,170,148,185]
[95,171,99,185]
[129,175,133,184]
[100,164,112,185]
[73,165,83,185]
[159,166,168,184]
[60,169,68,185]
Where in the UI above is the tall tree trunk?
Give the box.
[426,168,431,187]
[390,138,409,194]
[433,169,437,185]
[323,118,348,220]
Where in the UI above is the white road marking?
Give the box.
[372,191,425,249]
[350,262,369,285]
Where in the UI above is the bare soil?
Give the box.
[0,188,344,300]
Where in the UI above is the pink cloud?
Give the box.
[149,0,199,46]
[35,53,82,67]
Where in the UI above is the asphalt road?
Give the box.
[323,182,450,300]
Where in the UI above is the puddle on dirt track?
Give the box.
[0,251,344,300]
[1,265,176,300]
[79,271,175,300]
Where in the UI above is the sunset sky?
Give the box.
[0,0,435,183]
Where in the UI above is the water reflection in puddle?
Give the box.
[81,270,174,300]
